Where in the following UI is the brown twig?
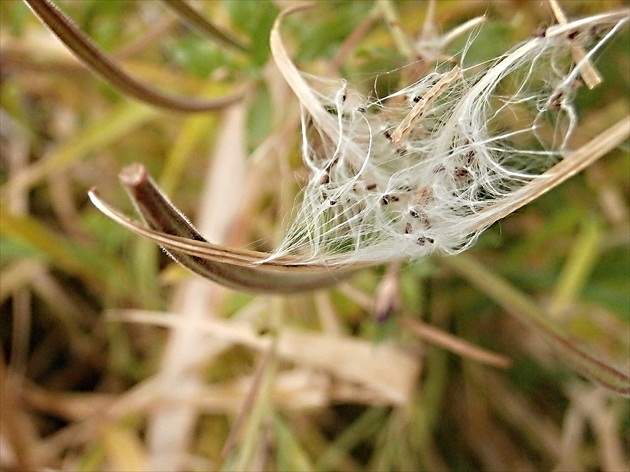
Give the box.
[160,0,249,53]
[402,317,513,369]
[23,0,243,112]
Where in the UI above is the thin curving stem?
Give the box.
[160,0,249,53]
[23,0,243,112]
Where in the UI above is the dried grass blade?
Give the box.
[116,309,420,405]
[547,0,602,88]
[23,0,243,112]
[88,164,363,292]
[390,65,461,143]
[377,0,415,59]
[221,348,274,459]
[469,115,630,234]
[270,3,340,142]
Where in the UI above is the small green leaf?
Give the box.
[223,0,278,65]
[170,36,233,77]
[246,84,273,147]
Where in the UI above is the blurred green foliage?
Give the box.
[1,1,628,471]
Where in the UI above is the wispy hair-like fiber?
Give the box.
[268,10,628,265]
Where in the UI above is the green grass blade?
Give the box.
[2,101,159,196]
[0,206,115,289]
[549,217,602,316]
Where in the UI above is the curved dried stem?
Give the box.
[468,115,630,235]
[160,0,249,53]
[401,317,513,369]
[270,2,340,142]
[23,0,243,112]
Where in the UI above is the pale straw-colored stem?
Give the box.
[548,0,602,89]
[468,115,630,234]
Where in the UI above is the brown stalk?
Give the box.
[327,9,379,75]
[23,0,243,112]
[89,164,362,293]
[401,317,513,369]
[468,115,630,235]
[445,254,630,397]
[221,347,274,459]
[160,0,249,53]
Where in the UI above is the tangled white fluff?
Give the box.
[269,10,628,265]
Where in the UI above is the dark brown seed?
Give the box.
[549,92,563,111]
[455,167,471,179]
[465,150,475,164]
[416,236,434,246]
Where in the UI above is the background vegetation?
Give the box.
[1,1,628,470]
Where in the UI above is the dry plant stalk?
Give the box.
[89,7,630,270]
[85,4,630,398]
[401,317,512,369]
[266,6,629,264]
[114,309,420,405]
[548,0,602,89]
[23,0,244,112]
[390,65,461,143]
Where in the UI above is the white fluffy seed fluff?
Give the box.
[268,11,628,265]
